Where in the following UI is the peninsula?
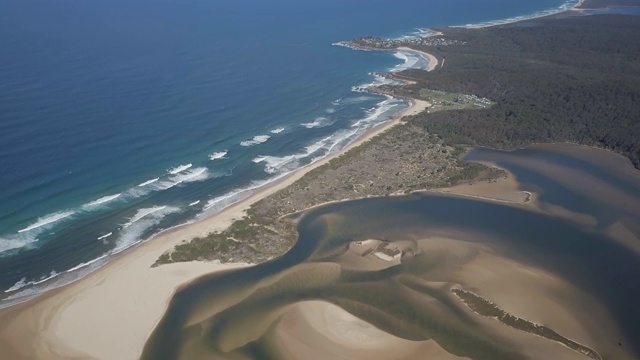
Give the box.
[1,2,639,360]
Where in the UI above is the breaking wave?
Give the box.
[138,178,159,187]
[168,163,193,175]
[17,211,75,234]
[4,252,109,295]
[240,135,271,147]
[201,175,289,215]
[390,51,424,72]
[352,73,400,93]
[97,232,112,240]
[301,117,334,129]
[0,234,38,255]
[152,167,210,191]
[253,95,404,177]
[351,96,404,128]
[209,150,228,161]
[123,206,168,228]
[453,0,580,28]
[83,194,122,209]
[114,206,181,253]
[336,96,378,106]
[1,255,110,308]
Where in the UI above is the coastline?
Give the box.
[0,98,431,360]
[397,46,439,71]
[451,0,586,28]
[0,1,637,358]
[0,1,618,357]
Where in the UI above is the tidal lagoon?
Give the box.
[142,144,640,360]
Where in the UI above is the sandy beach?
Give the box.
[0,99,430,360]
[397,47,439,71]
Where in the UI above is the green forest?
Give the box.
[397,14,640,168]
[580,0,640,7]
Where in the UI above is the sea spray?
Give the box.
[240,135,270,147]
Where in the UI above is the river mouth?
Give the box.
[142,144,640,360]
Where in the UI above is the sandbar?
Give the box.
[0,98,431,360]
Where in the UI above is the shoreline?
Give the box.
[0,2,607,358]
[396,46,439,71]
[0,98,431,360]
[451,0,586,28]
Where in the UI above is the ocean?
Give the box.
[0,0,578,306]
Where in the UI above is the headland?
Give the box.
[2,1,640,359]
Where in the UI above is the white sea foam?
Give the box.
[352,73,399,92]
[138,177,159,187]
[351,96,403,128]
[2,202,177,300]
[201,175,288,214]
[252,125,364,176]
[391,51,421,72]
[97,232,112,240]
[316,128,360,156]
[5,278,28,293]
[197,88,410,246]
[206,129,375,214]
[325,108,336,114]
[134,168,210,197]
[240,135,270,147]
[168,163,192,175]
[331,41,370,51]
[2,256,109,308]
[113,206,180,253]
[153,167,209,190]
[203,191,246,212]
[252,133,336,175]
[123,206,167,228]
[453,0,580,28]
[301,117,333,129]
[209,150,228,161]
[66,254,109,273]
[253,155,299,175]
[4,270,60,293]
[17,211,75,234]
[338,96,377,106]
[2,209,78,254]
[168,167,209,187]
[391,27,441,41]
[125,185,152,199]
[0,23,427,303]
[83,194,121,208]
[0,234,38,255]
[253,94,404,177]
[189,200,201,206]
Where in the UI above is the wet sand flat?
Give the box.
[141,144,640,360]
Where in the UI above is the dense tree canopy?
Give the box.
[580,0,640,8]
[399,15,640,168]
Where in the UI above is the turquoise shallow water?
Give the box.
[0,0,576,303]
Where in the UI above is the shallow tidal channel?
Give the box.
[142,144,640,360]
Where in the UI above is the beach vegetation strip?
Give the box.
[451,289,602,360]
[154,122,502,266]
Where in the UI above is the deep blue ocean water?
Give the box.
[0,0,576,305]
